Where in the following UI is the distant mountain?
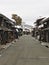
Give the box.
[24,24,33,28]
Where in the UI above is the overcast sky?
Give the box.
[0,0,49,25]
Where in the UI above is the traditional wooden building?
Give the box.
[31,28,36,37]
[39,17,49,42]
[34,17,49,43]
[0,14,16,44]
[34,17,44,39]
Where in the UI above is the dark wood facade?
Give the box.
[40,18,49,42]
[34,17,49,43]
[33,18,44,39]
[0,14,18,45]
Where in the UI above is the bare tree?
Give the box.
[12,14,22,25]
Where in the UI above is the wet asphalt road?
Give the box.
[0,35,49,65]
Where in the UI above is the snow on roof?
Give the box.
[40,17,49,24]
[15,25,22,29]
